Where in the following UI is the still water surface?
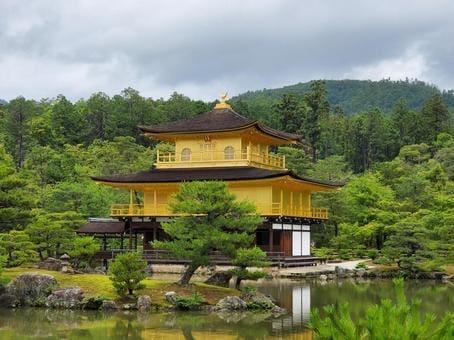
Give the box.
[0,279,452,339]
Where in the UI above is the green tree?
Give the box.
[50,95,85,146]
[274,94,305,133]
[337,173,396,249]
[84,92,114,143]
[25,210,84,260]
[4,97,36,168]
[0,230,37,267]
[419,93,451,143]
[68,236,99,268]
[391,99,418,147]
[0,144,35,231]
[153,181,262,285]
[108,252,147,296]
[230,247,268,289]
[303,80,330,162]
[277,146,313,175]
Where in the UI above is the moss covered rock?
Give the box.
[6,273,57,307]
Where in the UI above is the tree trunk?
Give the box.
[128,287,133,295]
[178,263,199,285]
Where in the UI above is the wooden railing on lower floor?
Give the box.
[94,249,326,268]
[110,203,329,219]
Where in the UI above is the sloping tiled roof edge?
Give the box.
[91,167,343,188]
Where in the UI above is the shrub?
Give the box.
[355,262,368,270]
[366,249,379,260]
[373,256,392,265]
[418,259,444,272]
[309,278,454,339]
[339,249,352,260]
[108,252,147,296]
[353,246,367,258]
[241,285,258,294]
[174,293,204,310]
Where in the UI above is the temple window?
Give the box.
[181,148,191,161]
[224,146,234,160]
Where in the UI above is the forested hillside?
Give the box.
[233,79,454,121]
[0,81,453,273]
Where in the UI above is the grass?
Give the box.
[3,267,238,305]
[443,265,454,277]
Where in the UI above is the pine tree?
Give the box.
[153,181,262,285]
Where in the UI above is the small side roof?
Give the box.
[138,108,302,142]
[76,221,125,234]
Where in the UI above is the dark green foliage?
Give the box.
[174,293,204,310]
[25,210,85,260]
[0,230,37,267]
[303,80,330,161]
[0,253,10,286]
[230,247,269,289]
[309,278,454,339]
[153,181,262,285]
[68,236,99,268]
[233,79,454,117]
[0,83,452,275]
[108,252,147,296]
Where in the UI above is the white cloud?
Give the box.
[0,0,454,101]
[345,47,430,82]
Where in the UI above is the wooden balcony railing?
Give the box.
[110,203,328,219]
[156,147,285,170]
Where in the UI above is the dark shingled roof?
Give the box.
[138,108,302,142]
[76,221,125,234]
[91,167,343,188]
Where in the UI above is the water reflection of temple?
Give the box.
[264,283,312,335]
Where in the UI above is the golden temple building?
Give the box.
[78,95,341,265]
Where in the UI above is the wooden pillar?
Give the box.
[300,192,303,215]
[290,191,294,215]
[268,226,274,253]
[128,223,132,250]
[129,189,133,215]
[153,226,157,242]
[103,234,107,251]
[134,232,138,251]
[153,189,157,213]
[280,189,283,215]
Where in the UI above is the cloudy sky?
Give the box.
[1,0,454,101]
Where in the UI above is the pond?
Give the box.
[0,279,452,339]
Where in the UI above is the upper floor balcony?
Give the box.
[110,203,328,220]
[156,146,286,170]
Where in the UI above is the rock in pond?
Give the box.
[122,303,137,310]
[319,274,328,281]
[6,273,57,307]
[241,292,279,311]
[165,291,177,305]
[83,297,104,310]
[45,287,84,309]
[213,296,247,312]
[137,295,152,312]
[101,300,119,310]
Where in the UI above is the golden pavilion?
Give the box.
[78,95,341,266]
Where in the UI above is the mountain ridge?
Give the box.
[232,79,454,118]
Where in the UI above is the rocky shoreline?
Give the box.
[0,272,287,316]
[277,265,453,282]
